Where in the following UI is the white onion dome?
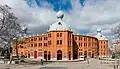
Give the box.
[48,10,72,31]
[56,10,64,19]
[97,28,101,33]
[95,28,107,40]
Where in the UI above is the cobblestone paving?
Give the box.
[0,59,117,69]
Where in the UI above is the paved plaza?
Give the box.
[0,59,117,69]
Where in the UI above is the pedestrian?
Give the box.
[41,59,44,66]
[87,57,89,64]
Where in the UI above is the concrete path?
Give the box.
[0,59,116,69]
[45,59,114,69]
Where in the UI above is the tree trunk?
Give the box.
[8,43,12,64]
[15,40,19,59]
[9,53,12,64]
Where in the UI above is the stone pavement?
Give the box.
[0,59,117,69]
[0,64,40,69]
[45,59,114,69]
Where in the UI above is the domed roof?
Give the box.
[95,28,107,40]
[48,10,72,31]
[95,33,107,40]
[49,21,71,31]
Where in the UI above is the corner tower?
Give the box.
[95,28,108,58]
[47,11,73,60]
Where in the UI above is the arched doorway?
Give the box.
[57,50,62,60]
[92,53,94,58]
[28,51,30,58]
[88,52,91,58]
[34,51,37,59]
[44,51,47,60]
[48,51,51,60]
[28,53,30,58]
[68,52,71,60]
[92,51,94,58]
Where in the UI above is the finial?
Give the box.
[97,28,101,33]
[56,10,64,20]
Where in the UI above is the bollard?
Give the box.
[114,65,116,69]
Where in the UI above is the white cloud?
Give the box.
[0,0,57,34]
[67,0,120,43]
[0,0,120,43]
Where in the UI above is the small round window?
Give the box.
[58,22,62,25]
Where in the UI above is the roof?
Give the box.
[95,28,108,40]
[48,20,72,31]
[48,10,72,32]
[95,33,107,40]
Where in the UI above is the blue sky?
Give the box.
[22,0,115,36]
[25,0,88,34]
[25,0,87,11]
[1,0,119,42]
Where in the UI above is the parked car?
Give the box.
[79,56,85,61]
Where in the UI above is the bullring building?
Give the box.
[12,11,108,60]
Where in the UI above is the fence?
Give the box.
[100,58,120,66]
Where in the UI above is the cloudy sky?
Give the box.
[0,0,120,43]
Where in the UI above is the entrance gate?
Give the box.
[57,50,62,60]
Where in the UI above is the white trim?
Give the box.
[38,57,44,59]
[99,56,108,58]
[51,58,57,61]
[62,58,68,60]
[70,58,73,60]
[30,56,34,58]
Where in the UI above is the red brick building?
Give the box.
[12,11,108,60]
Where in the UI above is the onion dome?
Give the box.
[97,28,101,33]
[56,10,64,19]
[95,28,107,40]
[48,10,72,31]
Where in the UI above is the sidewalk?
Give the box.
[0,59,116,69]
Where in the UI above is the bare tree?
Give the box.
[12,37,26,57]
[112,24,120,40]
[112,24,120,58]
[0,4,24,58]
